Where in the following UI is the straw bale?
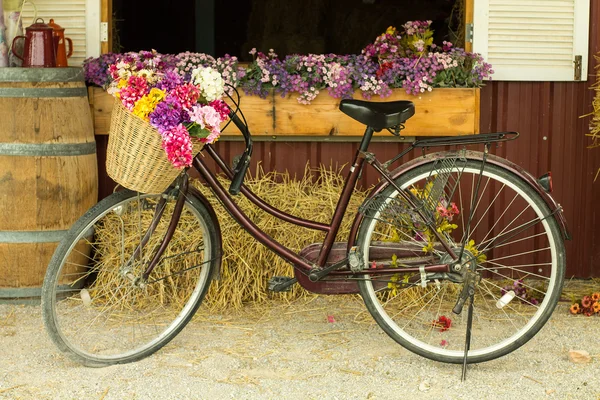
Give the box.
[195,163,368,310]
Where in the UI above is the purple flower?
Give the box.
[149,97,184,133]
[156,71,184,92]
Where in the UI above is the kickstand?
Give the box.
[461,289,475,381]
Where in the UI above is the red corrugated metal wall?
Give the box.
[95,2,600,277]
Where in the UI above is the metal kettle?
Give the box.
[11,17,56,67]
[47,18,72,67]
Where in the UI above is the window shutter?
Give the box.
[473,0,590,81]
[21,0,100,66]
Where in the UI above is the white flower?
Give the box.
[191,67,225,102]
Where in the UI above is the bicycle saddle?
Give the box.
[339,99,415,131]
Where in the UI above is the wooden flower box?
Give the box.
[88,87,480,137]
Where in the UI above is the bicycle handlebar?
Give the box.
[227,109,253,195]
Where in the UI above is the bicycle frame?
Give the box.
[141,106,568,294]
[192,137,453,282]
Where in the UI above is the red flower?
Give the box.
[433,316,452,332]
[582,296,592,308]
[376,62,394,78]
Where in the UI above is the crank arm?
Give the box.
[308,258,348,282]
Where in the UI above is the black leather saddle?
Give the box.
[339,99,415,131]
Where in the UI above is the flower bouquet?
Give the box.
[569,292,600,316]
[105,50,230,193]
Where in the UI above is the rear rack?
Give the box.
[413,131,519,148]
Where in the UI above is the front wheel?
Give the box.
[357,157,566,363]
[41,188,221,366]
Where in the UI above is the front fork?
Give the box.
[119,173,190,287]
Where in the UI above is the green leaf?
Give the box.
[187,124,210,139]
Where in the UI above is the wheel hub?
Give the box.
[441,247,477,275]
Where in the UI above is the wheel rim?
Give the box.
[360,162,562,360]
[47,193,213,363]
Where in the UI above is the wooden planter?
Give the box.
[89,87,480,137]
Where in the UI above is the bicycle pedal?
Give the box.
[268,276,296,292]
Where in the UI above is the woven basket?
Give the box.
[106,100,203,194]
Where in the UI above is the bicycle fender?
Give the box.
[189,186,224,280]
[347,150,571,250]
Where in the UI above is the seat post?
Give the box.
[359,126,375,152]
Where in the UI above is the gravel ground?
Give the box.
[1,296,599,400]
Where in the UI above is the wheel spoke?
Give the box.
[43,190,217,365]
[358,160,564,363]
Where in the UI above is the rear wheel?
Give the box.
[357,157,566,363]
[42,188,221,366]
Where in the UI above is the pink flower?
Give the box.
[209,99,230,121]
[160,124,193,168]
[436,202,460,219]
[169,83,200,110]
[108,64,119,80]
[119,75,148,110]
[189,104,223,131]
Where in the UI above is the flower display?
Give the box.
[570,292,600,316]
[106,51,229,168]
[362,26,403,59]
[83,20,493,106]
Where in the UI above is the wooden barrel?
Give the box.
[0,67,98,303]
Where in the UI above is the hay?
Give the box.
[587,54,600,180]
[196,163,368,310]
[88,162,596,314]
[86,163,367,312]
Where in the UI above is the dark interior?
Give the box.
[113,0,460,58]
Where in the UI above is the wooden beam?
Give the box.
[101,0,112,54]
[464,0,474,52]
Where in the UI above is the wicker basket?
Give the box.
[106,100,203,194]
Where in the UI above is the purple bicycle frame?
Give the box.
[192,144,451,280]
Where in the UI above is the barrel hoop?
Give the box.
[0,283,84,301]
[0,230,67,243]
[0,142,96,156]
[0,68,84,82]
[0,87,88,98]
[0,287,43,298]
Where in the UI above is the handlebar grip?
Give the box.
[229,152,250,195]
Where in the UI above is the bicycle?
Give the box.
[41,92,569,375]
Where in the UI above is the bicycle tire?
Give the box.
[41,188,221,367]
[356,158,566,364]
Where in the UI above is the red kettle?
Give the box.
[47,19,73,67]
[11,18,56,67]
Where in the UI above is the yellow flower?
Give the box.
[464,239,487,263]
[148,88,166,103]
[388,274,400,296]
[385,26,397,35]
[131,88,166,121]
[117,79,127,89]
[132,97,153,120]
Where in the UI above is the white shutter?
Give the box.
[21,0,100,66]
[473,0,590,81]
